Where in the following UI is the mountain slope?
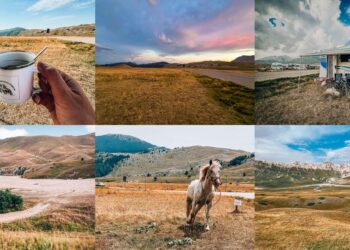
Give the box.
[0,27,26,36]
[256,55,319,65]
[0,134,95,179]
[109,146,249,177]
[232,55,255,63]
[96,134,159,153]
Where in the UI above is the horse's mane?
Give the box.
[199,164,210,182]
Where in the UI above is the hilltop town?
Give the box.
[260,161,350,178]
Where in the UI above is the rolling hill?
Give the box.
[0,134,95,179]
[0,24,95,37]
[232,55,254,63]
[96,134,253,178]
[256,55,319,65]
[98,55,255,70]
[96,134,160,153]
[0,27,26,36]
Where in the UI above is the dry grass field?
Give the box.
[96,67,253,124]
[255,74,350,124]
[0,196,95,250]
[102,182,254,193]
[256,187,350,249]
[96,184,254,249]
[0,37,95,124]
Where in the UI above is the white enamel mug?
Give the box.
[0,51,37,104]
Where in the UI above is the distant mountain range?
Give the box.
[232,55,254,63]
[256,55,319,65]
[0,24,95,37]
[0,134,95,179]
[256,161,349,188]
[0,27,26,36]
[95,134,252,177]
[96,134,162,153]
[97,55,255,70]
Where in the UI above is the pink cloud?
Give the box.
[176,1,254,51]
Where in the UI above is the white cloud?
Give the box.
[0,128,28,140]
[255,126,350,163]
[256,0,350,59]
[157,32,173,44]
[27,0,74,12]
[255,137,315,163]
[75,0,95,8]
[324,145,350,163]
[85,125,95,133]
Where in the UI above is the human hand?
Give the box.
[32,62,95,125]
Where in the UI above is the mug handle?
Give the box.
[32,68,41,95]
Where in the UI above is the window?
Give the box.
[340,54,350,62]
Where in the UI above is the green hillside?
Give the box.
[0,27,25,36]
[96,134,159,153]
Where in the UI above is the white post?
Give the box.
[298,56,303,93]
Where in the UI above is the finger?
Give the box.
[58,70,84,94]
[32,92,55,113]
[38,74,51,93]
[37,61,70,96]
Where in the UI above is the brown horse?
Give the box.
[186,159,222,230]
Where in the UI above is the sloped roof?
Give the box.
[301,46,350,57]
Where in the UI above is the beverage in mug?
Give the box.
[0,51,37,104]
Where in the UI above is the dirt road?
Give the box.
[0,203,50,223]
[187,69,255,89]
[256,69,318,82]
[0,176,94,223]
[53,36,95,44]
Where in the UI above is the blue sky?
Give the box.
[96,0,254,64]
[256,126,350,164]
[339,0,350,25]
[0,0,95,30]
[0,125,94,139]
[96,126,255,152]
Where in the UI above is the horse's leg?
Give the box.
[191,202,204,224]
[205,201,212,231]
[186,198,192,223]
[187,200,196,224]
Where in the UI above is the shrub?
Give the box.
[0,189,23,213]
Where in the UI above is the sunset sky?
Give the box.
[96,0,254,64]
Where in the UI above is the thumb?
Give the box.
[37,62,70,97]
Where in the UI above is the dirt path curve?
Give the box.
[0,203,50,223]
[0,176,94,223]
[52,36,95,44]
[186,69,255,89]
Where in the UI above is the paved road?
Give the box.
[187,69,255,89]
[256,69,319,82]
[53,36,95,44]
